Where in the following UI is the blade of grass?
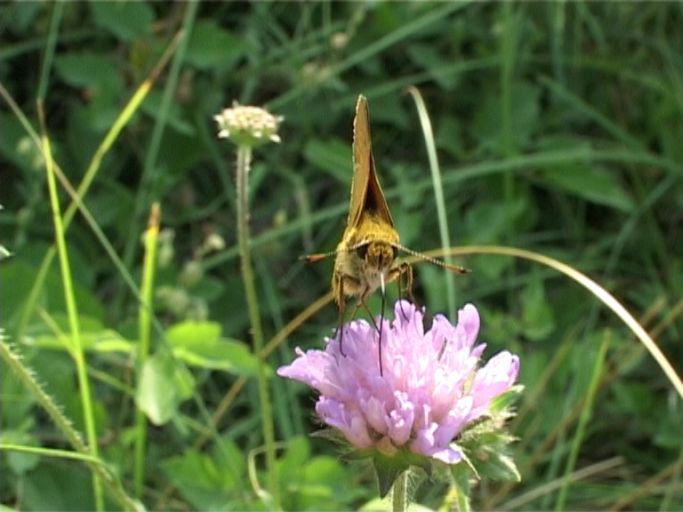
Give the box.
[35,307,135,396]
[2,29,184,343]
[268,2,472,110]
[32,135,231,487]
[0,29,95,61]
[116,0,198,321]
[551,1,567,85]
[38,104,103,510]
[0,336,139,511]
[501,457,624,510]
[419,245,683,399]
[256,257,300,440]
[134,203,161,498]
[608,442,683,511]
[155,290,334,510]
[0,443,105,464]
[36,1,64,103]
[488,311,668,509]
[407,86,456,320]
[202,146,683,271]
[540,75,643,149]
[555,332,610,509]
[500,1,518,158]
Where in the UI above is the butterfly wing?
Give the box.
[348,95,394,229]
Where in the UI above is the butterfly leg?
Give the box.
[356,286,385,377]
[356,294,379,332]
[401,263,415,304]
[333,272,362,357]
[393,263,415,319]
[332,272,347,356]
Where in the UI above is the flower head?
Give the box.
[278,301,520,465]
[214,102,283,147]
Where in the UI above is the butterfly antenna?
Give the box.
[393,243,470,274]
[303,240,370,263]
[301,249,338,263]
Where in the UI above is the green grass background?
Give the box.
[1,2,682,510]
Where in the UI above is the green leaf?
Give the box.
[136,351,195,425]
[521,276,555,341]
[371,453,410,498]
[166,320,222,345]
[90,1,154,41]
[22,462,94,510]
[457,418,520,484]
[186,21,246,71]
[473,449,521,482]
[464,198,525,278]
[489,385,524,415]
[303,138,351,183]
[278,436,311,480]
[55,52,121,92]
[473,81,540,153]
[360,498,434,511]
[173,341,259,375]
[1,257,104,328]
[141,90,196,136]
[1,431,40,475]
[166,321,259,375]
[211,438,246,487]
[540,164,634,212]
[162,450,237,510]
[406,43,457,89]
[32,327,133,353]
[449,462,473,512]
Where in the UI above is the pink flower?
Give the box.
[278,301,520,464]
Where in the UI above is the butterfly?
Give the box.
[306,95,468,375]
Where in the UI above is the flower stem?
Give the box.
[40,114,103,511]
[134,204,161,498]
[235,144,280,508]
[392,471,408,512]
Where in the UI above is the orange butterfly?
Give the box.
[306,95,468,374]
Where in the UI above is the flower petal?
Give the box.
[469,351,520,418]
[316,397,373,449]
[454,304,480,350]
[429,446,464,464]
[278,300,520,464]
[387,391,415,445]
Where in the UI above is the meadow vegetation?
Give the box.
[1,2,682,510]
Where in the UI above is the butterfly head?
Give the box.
[357,241,397,274]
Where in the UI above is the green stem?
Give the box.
[392,471,408,512]
[134,204,161,498]
[40,124,103,510]
[235,145,280,508]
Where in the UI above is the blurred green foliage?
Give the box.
[1,1,682,510]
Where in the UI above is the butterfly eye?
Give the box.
[356,244,369,260]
